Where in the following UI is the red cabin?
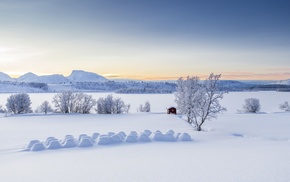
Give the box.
[167,107,177,114]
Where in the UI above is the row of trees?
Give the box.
[1,92,134,115]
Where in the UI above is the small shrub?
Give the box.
[35,101,53,114]
[242,98,261,113]
[139,101,151,112]
[279,101,290,112]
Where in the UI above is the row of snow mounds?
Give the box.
[26,130,192,152]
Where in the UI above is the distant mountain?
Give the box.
[275,79,290,85]
[18,73,69,84]
[0,72,14,82]
[67,70,108,82]
[17,72,38,82]
[36,74,70,84]
[15,70,108,84]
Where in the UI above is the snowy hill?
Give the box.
[68,70,108,83]
[17,74,69,84]
[36,74,70,84]
[0,72,14,82]
[17,72,38,82]
[275,79,290,85]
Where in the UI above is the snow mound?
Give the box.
[178,133,192,141]
[44,137,58,146]
[128,131,138,137]
[138,132,151,142]
[78,137,94,147]
[111,134,123,143]
[97,136,114,145]
[62,138,77,148]
[107,132,115,137]
[174,133,181,140]
[92,133,100,140]
[152,132,176,142]
[166,130,175,135]
[78,134,88,141]
[117,131,126,139]
[26,140,40,150]
[31,143,46,151]
[46,140,62,150]
[125,135,138,143]
[143,130,152,136]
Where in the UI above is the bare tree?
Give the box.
[243,98,261,113]
[96,95,130,114]
[37,101,53,114]
[175,74,226,131]
[77,93,97,114]
[53,91,75,113]
[279,101,290,112]
[53,91,96,114]
[6,93,32,114]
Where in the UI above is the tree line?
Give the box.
[0,91,153,115]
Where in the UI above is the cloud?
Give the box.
[0,46,47,63]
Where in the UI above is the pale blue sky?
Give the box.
[0,0,290,80]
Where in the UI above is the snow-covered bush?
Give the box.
[0,105,6,113]
[279,101,290,112]
[53,91,96,114]
[139,101,151,112]
[243,98,261,113]
[175,74,226,131]
[95,95,130,114]
[35,101,53,114]
[6,93,32,114]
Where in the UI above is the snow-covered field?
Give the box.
[1,91,290,182]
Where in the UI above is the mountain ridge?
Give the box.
[0,70,108,84]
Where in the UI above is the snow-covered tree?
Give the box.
[243,98,261,113]
[53,91,75,113]
[175,76,201,122]
[279,101,290,112]
[53,91,96,114]
[96,95,130,114]
[74,93,97,114]
[36,101,53,114]
[6,93,32,114]
[139,101,151,112]
[175,74,226,131]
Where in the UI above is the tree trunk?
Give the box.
[187,117,192,124]
[197,125,202,131]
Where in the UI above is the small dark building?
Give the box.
[167,107,177,114]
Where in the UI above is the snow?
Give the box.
[0,72,14,82]
[68,70,108,82]
[17,72,38,82]
[0,92,290,181]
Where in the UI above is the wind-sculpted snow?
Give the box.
[25,130,192,152]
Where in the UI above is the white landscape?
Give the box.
[0,91,290,182]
